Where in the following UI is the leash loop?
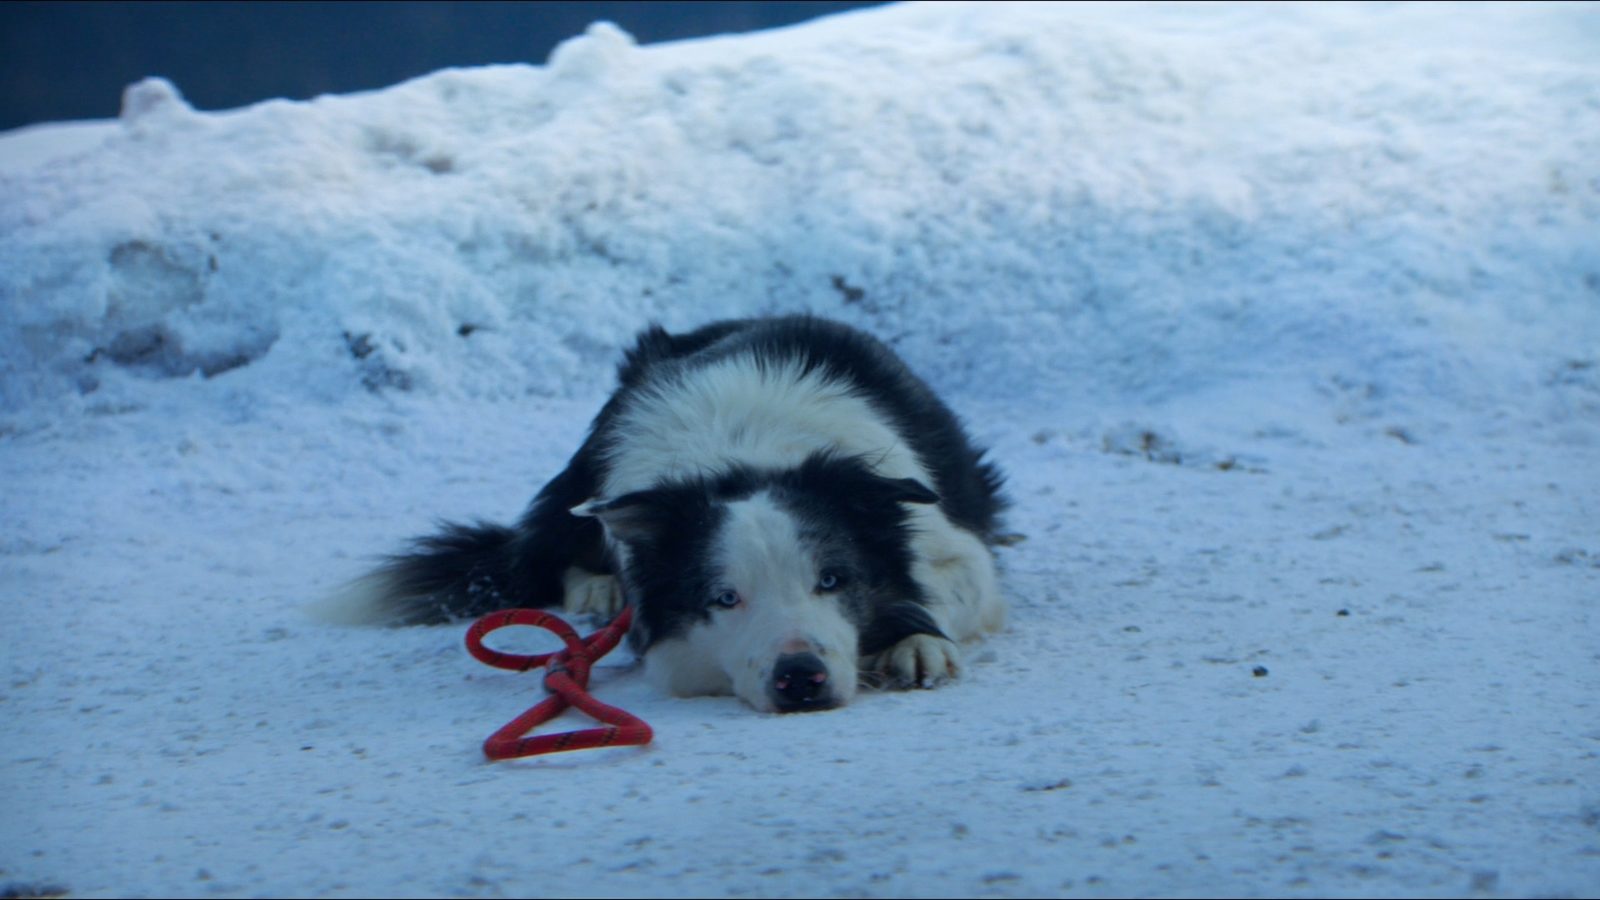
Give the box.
[464,607,653,760]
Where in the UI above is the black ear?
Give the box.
[571,491,672,543]
[880,476,939,506]
[792,452,940,513]
[846,472,939,512]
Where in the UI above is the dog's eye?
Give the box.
[711,590,742,609]
[817,571,844,592]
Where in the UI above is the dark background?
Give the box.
[0,1,886,132]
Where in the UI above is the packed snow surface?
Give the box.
[3,1,1598,897]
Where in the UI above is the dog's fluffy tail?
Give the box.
[312,521,520,626]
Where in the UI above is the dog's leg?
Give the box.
[859,597,963,689]
[868,633,963,688]
[561,567,624,619]
[909,508,1006,642]
[861,513,1003,689]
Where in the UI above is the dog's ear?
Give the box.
[571,491,672,543]
[842,472,940,514]
[796,451,941,510]
[878,476,939,506]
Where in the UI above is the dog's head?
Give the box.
[576,453,937,713]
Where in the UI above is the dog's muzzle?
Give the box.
[770,652,835,713]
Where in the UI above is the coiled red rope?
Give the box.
[464,607,653,760]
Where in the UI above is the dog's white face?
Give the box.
[645,491,862,713]
[579,454,942,714]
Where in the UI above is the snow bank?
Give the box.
[3,2,1599,898]
[4,1,1595,423]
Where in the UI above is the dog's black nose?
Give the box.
[771,652,833,712]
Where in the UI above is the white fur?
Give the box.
[644,634,735,698]
[600,356,933,498]
[906,505,1006,641]
[644,491,859,713]
[309,569,449,627]
[307,570,396,625]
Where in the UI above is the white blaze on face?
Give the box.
[674,490,858,713]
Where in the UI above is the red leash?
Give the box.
[464,607,653,760]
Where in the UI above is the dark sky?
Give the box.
[0,1,886,132]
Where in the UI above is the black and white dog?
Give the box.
[331,316,1006,713]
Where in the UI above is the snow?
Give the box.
[2,1,1597,896]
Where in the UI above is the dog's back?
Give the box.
[597,316,1003,535]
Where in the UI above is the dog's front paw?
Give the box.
[872,634,963,689]
[562,568,624,619]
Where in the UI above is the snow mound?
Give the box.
[3,1,1596,423]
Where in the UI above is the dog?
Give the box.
[328,315,1006,713]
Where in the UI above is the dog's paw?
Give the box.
[872,634,963,689]
[561,568,624,619]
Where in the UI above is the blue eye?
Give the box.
[817,572,843,592]
[712,590,741,609]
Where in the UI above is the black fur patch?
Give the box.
[859,601,949,657]
[370,520,518,624]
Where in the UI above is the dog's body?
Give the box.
[333,316,1005,712]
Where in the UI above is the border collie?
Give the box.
[330,315,1006,713]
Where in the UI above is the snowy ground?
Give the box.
[3,2,1598,897]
